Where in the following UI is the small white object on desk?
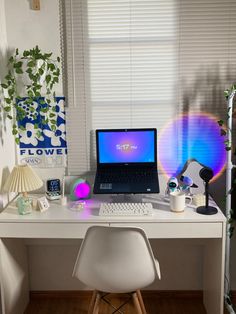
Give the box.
[37,196,50,212]
[192,193,205,207]
[60,196,67,206]
[69,201,85,211]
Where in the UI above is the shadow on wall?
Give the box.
[180,64,236,116]
[0,166,11,210]
[178,63,236,210]
[0,47,13,147]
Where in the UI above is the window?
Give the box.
[61,0,236,175]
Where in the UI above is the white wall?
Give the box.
[0,0,16,209]
[4,0,62,95]
[4,0,65,183]
[1,0,235,292]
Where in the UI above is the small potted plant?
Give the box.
[0,46,61,144]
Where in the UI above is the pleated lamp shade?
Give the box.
[3,164,43,193]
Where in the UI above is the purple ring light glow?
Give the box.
[70,178,91,200]
[158,113,226,180]
[74,182,90,199]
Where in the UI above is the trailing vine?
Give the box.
[0,46,61,144]
[218,85,236,237]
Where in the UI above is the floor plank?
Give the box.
[25,292,208,314]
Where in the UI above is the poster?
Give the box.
[17,97,67,168]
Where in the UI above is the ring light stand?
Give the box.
[196,167,218,215]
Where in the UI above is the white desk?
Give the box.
[0,194,226,314]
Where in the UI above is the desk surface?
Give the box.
[0,194,226,224]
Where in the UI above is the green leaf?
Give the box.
[27,60,35,67]
[23,50,30,57]
[48,63,55,71]
[14,61,23,68]
[36,131,42,138]
[226,147,231,151]
[45,53,52,58]
[15,68,23,74]
[57,56,60,62]
[28,90,34,97]
[4,106,11,112]
[7,114,13,120]
[38,68,44,75]
[51,124,56,132]
[220,129,227,136]
[5,98,11,104]
[50,119,57,124]
[12,128,18,135]
[15,137,20,145]
[8,89,15,96]
[1,83,8,89]
[46,74,51,84]
[217,120,224,126]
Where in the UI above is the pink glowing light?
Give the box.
[74,182,90,199]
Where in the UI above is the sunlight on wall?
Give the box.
[158,112,226,180]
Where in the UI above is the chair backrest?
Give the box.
[73,226,160,293]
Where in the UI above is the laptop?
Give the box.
[93,128,160,194]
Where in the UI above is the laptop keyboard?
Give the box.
[98,170,157,183]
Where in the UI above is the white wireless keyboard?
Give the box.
[99,202,153,216]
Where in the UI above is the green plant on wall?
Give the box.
[218,85,236,151]
[218,84,236,237]
[0,46,61,144]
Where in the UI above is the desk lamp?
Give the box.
[3,164,43,215]
[196,167,218,215]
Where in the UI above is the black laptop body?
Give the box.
[93,128,160,194]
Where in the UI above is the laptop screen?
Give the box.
[96,128,157,165]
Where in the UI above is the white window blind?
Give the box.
[61,0,236,175]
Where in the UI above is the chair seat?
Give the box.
[73,226,161,313]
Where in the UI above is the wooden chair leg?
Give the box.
[88,290,98,314]
[136,290,147,314]
[92,291,101,314]
[132,292,143,314]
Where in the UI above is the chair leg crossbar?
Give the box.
[88,290,147,314]
[101,292,132,314]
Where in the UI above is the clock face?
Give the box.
[47,179,61,192]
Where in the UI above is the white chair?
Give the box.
[73,226,161,314]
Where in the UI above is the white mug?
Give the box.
[170,191,192,213]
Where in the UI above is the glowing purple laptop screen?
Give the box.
[97,130,156,164]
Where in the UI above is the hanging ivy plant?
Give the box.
[0,46,61,144]
[217,85,236,237]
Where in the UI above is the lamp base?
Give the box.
[196,205,218,215]
[16,196,32,215]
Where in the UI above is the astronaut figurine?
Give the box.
[165,176,179,195]
[179,175,198,195]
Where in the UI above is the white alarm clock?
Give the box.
[46,179,61,201]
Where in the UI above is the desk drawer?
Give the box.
[110,222,223,238]
[0,222,109,238]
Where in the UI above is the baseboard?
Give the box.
[30,290,203,300]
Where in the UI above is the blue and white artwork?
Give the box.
[17,97,67,168]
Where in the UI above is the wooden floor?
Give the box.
[24,291,209,314]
